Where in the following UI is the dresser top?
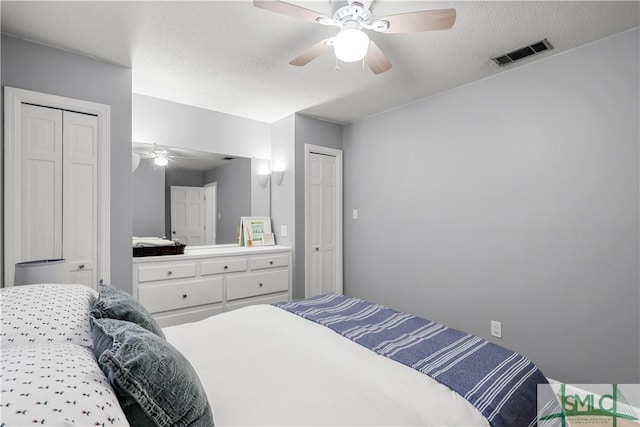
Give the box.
[132,245,291,263]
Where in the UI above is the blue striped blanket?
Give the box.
[275,294,547,427]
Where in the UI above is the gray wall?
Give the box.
[294,114,343,299]
[342,28,639,384]
[164,167,204,238]
[205,158,252,244]
[1,35,133,292]
[132,159,165,237]
[270,115,296,290]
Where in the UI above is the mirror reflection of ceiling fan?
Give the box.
[253,0,456,74]
[136,143,194,168]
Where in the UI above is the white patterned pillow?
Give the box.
[1,284,97,348]
[0,343,129,426]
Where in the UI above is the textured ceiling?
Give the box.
[1,1,638,124]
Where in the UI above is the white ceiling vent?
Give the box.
[492,39,553,67]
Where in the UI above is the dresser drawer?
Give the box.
[137,262,197,283]
[138,278,223,313]
[200,257,247,276]
[249,254,289,270]
[226,270,289,301]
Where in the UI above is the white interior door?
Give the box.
[306,146,343,297]
[171,186,205,246]
[21,104,63,262]
[63,111,98,287]
[204,183,217,245]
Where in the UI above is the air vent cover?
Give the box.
[492,39,553,67]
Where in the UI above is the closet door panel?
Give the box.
[20,105,63,262]
[63,111,98,287]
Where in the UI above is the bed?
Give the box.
[0,284,548,427]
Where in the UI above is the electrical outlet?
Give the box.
[491,320,502,339]
[353,209,358,220]
[281,225,288,237]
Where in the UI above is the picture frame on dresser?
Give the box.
[240,216,272,247]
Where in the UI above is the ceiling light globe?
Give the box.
[154,156,168,167]
[334,28,369,63]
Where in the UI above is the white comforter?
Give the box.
[164,304,490,427]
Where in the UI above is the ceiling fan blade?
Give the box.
[253,0,329,24]
[365,41,392,75]
[290,39,332,66]
[375,8,456,33]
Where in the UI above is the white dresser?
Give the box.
[132,245,292,327]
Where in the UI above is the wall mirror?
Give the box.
[132,143,258,247]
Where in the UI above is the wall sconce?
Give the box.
[257,173,270,187]
[271,170,284,186]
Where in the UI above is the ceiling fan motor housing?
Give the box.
[334,2,371,28]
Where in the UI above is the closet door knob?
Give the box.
[259,283,263,287]
[167,271,173,276]
[78,264,85,269]
[269,261,274,265]
[182,294,188,299]
[224,265,228,270]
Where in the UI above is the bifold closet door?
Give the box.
[19,105,97,287]
[63,111,98,287]
[20,104,63,262]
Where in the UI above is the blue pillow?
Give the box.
[91,282,165,339]
[92,317,214,427]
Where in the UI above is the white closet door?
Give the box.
[63,111,98,287]
[308,152,338,297]
[4,87,111,288]
[20,104,63,262]
[171,186,205,246]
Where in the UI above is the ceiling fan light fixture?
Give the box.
[333,28,369,63]
[154,156,168,167]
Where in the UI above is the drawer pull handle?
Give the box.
[182,294,188,299]
[224,265,228,270]
[167,271,173,276]
[269,261,274,265]
[79,264,85,269]
[259,283,263,287]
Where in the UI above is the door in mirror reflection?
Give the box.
[170,186,204,246]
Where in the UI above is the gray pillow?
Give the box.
[92,317,214,427]
[91,282,165,339]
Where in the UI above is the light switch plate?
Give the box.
[491,320,502,339]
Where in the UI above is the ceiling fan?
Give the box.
[253,0,456,74]
[136,143,193,167]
